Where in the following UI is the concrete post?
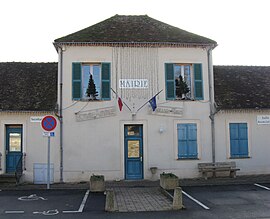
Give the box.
[173,187,183,210]
[105,189,116,212]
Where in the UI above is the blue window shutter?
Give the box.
[188,124,198,157]
[72,63,82,100]
[178,124,188,158]
[194,64,203,100]
[239,123,248,156]
[165,63,175,100]
[177,124,198,159]
[230,123,248,157]
[101,63,111,100]
[230,123,239,156]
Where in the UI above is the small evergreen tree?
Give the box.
[86,74,98,100]
[175,75,190,99]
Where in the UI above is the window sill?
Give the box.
[177,158,199,160]
[73,99,110,102]
[230,156,251,159]
[171,98,195,101]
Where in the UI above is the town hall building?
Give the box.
[0,15,269,183]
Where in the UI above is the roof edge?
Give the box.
[0,110,56,114]
[53,41,217,49]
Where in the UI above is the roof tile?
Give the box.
[55,15,216,45]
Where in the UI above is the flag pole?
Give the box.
[111,88,132,112]
[136,89,163,113]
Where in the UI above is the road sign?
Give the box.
[41,116,57,132]
[43,132,55,137]
[41,115,57,190]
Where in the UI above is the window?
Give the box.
[72,62,111,100]
[229,123,249,158]
[177,123,198,159]
[165,63,203,100]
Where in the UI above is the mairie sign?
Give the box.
[119,79,148,89]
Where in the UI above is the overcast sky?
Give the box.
[1,0,269,65]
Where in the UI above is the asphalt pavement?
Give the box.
[0,174,270,218]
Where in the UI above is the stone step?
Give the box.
[0,174,17,184]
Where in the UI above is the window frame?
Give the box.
[228,122,250,159]
[165,63,203,101]
[72,62,111,101]
[82,63,102,100]
[174,120,201,160]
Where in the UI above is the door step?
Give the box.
[0,173,16,184]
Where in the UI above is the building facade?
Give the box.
[0,16,269,183]
[53,15,217,181]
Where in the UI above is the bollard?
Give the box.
[173,187,183,210]
[105,189,116,212]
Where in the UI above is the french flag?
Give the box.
[118,97,123,111]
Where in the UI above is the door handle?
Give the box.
[140,157,143,162]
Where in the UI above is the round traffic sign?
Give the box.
[41,116,57,132]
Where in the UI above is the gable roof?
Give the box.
[214,66,270,110]
[54,15,217,47]
[0,62,58,112]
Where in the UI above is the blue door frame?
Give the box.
[6,125,23,173]
[124,125,143,180]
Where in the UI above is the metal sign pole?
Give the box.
[47,136,50,189]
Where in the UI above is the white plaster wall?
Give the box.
[0,112,60,182]
[215,110,270,175]
[59,45,213,181]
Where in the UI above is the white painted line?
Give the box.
[254,183,270,191]
[78,189,90,212]
[5,210,24,214]
[182,190,210,210]
[62,210,80,213]
[63,189,90,214]
[33,209,59,215]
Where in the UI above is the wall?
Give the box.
[59,45,213,181]
[215,110,270,175]
[0,112,60,182]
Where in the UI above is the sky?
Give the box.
[1,0,269,66]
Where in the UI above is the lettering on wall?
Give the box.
[76,107,116,122]
[257,115,270,125]
[119,79,148,89]
[148,106,183,117]
[30,116,43,122]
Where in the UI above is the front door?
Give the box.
[124,125,143,180]
[6,125,23,173]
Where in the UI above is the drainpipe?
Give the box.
[56,45,64,183]
[207,47,216,164]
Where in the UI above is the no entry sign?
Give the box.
[41,116,57,132]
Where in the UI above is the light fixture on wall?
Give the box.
[159,126,165,133]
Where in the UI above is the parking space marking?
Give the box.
[182,190,210,210]
[254,183,270,191]
[5,211,25,214]
[33,209,59,215]
[63,189,90,214]
[18,194,47,201]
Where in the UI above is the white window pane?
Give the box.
[93,65,101,99]
[82,65,90,97]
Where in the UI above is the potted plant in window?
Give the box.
[175,75,190,100]
[160,172,179,190]
[86,74,98,100]
[90,174,105,192]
